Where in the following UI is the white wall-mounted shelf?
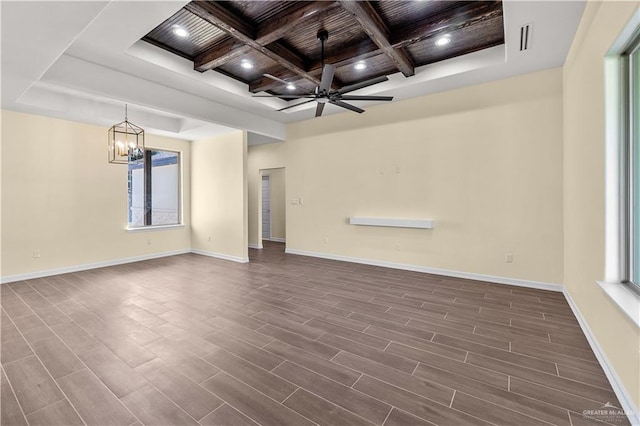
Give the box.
[349,217,433,229]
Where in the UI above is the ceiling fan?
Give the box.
[254,30,393,117]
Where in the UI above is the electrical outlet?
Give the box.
[323,237,329,244]
[147,239,152,245]
[396,244,401,251]
[505,253,513,263]
[33,250,41,258]
[207,235,211,242]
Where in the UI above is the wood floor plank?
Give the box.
[333,351,454,406]
[121,384,199,426]
[1,313,34,363]
[257,324,340,359]
[451,391,550,426]
[353,374,493,426]
[56,369,136,425]
[317,333,418,373]
[205,331,284,370]
[273,361,392,425]
[201,372,315,426]
[77,345,148,398]
[306,318,390,349]
[413,363,572,425]
[382,408,432,426]
[11,314,55,343]
[204,347,297,402]
[262,340,361,386]
[466,352,617,403]
[283,388,376,426]
[49,321,102,354]
[1,367,28,426]
[385,342,509,389]
[25,399,84,426]
[135,358,223,420]
[3,356,64,414]
[253,311,324,339]
[364,325,466,361]
[144,338,219,383]
[30,336,84,379]
[199,404,258,426]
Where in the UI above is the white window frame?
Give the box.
[601,10,640,328]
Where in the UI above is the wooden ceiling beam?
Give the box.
[249,38,379,93]
[186,2,320,86]
[193,1,338,74]
[256,2,341,46]
[338,0,415,77]
[194,39,251,72]
[390,1,503,49]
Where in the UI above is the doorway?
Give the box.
[261,175,271,240]
[256,168,286,251]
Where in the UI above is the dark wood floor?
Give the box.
[1,241,628,426]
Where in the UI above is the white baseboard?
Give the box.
[248,243,261,249]
[284,248,563,292]
[563,289,640,426]
[1,249,191,284]
[191,249,249,264]
[268,237,286,243]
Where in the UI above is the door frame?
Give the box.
[261,174,271,242]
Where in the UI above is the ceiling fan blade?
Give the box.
[277,99,316,112]
[338,76,389,94]
[338,95,393,101]
[319,64,336,92]
[252,95,315,99]
[330,100,365,114]
[315,103,325,117]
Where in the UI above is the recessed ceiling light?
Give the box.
[435,35,451,47]
[240,60,253,69]
[286,83,296,90]
[354,61,367,71]
[173,27,189,38]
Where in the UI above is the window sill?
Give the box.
[597,280,640,328]
[126,224,184,232]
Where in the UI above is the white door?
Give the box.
[261,175,271,240]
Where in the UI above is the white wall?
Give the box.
[562,0,640,409]
[1,110,191,279]
[191,131,248,262]
[249,68,565,286]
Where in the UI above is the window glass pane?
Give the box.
[128,149,180,228]
[128,161,145,227]
[632,43,640,285]
[150,150,180,226]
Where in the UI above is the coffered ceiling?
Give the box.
[0,1,585,143]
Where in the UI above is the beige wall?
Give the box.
[250,68,564,284]
[247,142,287,246]
[563,0,640,407]
[1,110,191,278]
[191,131,248,262]
[264,168,286,241]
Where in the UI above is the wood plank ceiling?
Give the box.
[143,1,504,98]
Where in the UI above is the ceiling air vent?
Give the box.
[519,24,532,51]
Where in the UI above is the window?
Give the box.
[601,14,640,327]
[627,34,640,286]
[128,149,181,228]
